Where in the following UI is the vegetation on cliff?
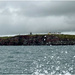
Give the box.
[0,34,75,45]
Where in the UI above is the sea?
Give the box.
[0,46,75,75]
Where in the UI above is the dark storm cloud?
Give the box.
[0,1,75,35]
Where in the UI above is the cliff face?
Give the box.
[0,34,75,45]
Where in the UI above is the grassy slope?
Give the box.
[54,34,75,39]
[0,34,75,40]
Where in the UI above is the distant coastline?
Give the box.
[0,33,75,45]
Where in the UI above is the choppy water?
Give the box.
[0,46,75,75]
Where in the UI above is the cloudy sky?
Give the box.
[0,1,75,35]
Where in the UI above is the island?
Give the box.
[0,33,75,45]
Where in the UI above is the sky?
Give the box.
[0,1,75,35]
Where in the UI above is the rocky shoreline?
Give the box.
[0,34,75,45]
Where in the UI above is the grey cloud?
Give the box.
[0,1,75,16]
[1,1,75,17]
[16,2,75,17]
[0,1,75,35]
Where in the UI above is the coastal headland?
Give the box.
[0,33,75,45]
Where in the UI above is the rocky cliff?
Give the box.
[0,34,75,45]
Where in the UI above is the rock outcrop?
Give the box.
[0,34,75,45]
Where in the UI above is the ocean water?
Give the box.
[0,46,75,75]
